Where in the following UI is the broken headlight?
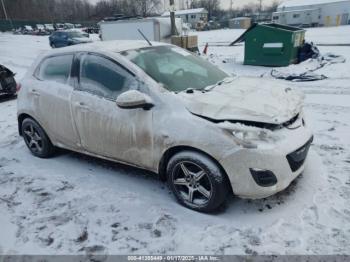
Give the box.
[218,122,282,149]
[231,129,268,149]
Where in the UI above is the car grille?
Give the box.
[286,136,313,172]
[283,114,299,127]
[195,113,301,131]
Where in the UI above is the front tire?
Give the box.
[167,151,230,212]
[21,118,55,158]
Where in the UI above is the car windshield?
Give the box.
[121,46,228,92]
[68,31,84,38]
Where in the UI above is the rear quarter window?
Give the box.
[35,54,73,84]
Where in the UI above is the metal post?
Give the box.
[258,0,262,22]
[170,0,177,35]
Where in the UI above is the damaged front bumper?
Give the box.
[220,122,313,199]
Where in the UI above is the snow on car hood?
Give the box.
[177,77,304,125]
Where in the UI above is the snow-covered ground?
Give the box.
[0,26,350,255]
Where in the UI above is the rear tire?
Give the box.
[167,151,229,212]
[21,118,55,158]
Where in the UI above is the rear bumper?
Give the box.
[220,124,313,199]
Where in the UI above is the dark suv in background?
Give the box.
[49,30,92,48]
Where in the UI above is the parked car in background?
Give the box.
[204,20,221,30]
[36,24,45,31]
[49,30,92,48]
[55,23,65,30]
[22,25,34,34]
[44,24,55,33]
[17,41,313,212]
[0,64,17,97]
[64,23,74,29]
[13,28,22,35]
[84,26,99,34]
[35,24,50,35]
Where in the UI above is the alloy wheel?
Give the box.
[172,161,212,206]
[23,123,43,153]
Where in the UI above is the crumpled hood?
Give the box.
[177,77,304,125]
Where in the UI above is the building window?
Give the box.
[191,14,196,19]
[293,14,300,18]
[273,16,279,20]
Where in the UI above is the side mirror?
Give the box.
[116,90,154,110]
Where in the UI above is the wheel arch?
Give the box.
[18,113,51,143]
[18,113,34,136]
[158,145,233,194]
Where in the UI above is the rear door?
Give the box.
[32,54,80,147]
[71,53,154,168]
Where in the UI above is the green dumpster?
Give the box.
[230,23,306,67]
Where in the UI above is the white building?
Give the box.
[272,0,350,27]
[161,8,208,27]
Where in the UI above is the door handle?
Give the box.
[30,89,40,96]
[76,102,89,111]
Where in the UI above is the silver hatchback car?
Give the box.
[17,41,313,212]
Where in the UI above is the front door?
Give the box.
[71,53,154,168]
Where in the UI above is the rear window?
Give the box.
[35,55,73,84]
[68,31,85,38]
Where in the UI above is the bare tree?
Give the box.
[264,0,280,12]
[191,0,220,19]
[0,0,164,22]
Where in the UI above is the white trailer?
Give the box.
[99,17,183,43]
[273,0,350,27]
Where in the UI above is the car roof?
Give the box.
[48,40,169,55]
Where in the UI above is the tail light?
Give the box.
[16,83,22,92]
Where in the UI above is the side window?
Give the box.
[79,54,136,100]
[35,54,73,84]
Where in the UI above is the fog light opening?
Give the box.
[250,168,277,187]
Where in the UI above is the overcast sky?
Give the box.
[87,0,278,9]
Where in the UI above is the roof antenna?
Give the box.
[138,29,152,46]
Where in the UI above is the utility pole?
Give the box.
[1,0,8,20]
[1,0,13,30]
[230,0,234,18]
[258,0,263,22]
[170,0,177,35]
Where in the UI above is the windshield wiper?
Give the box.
[177,77,234,94]
[204,77,234,92]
